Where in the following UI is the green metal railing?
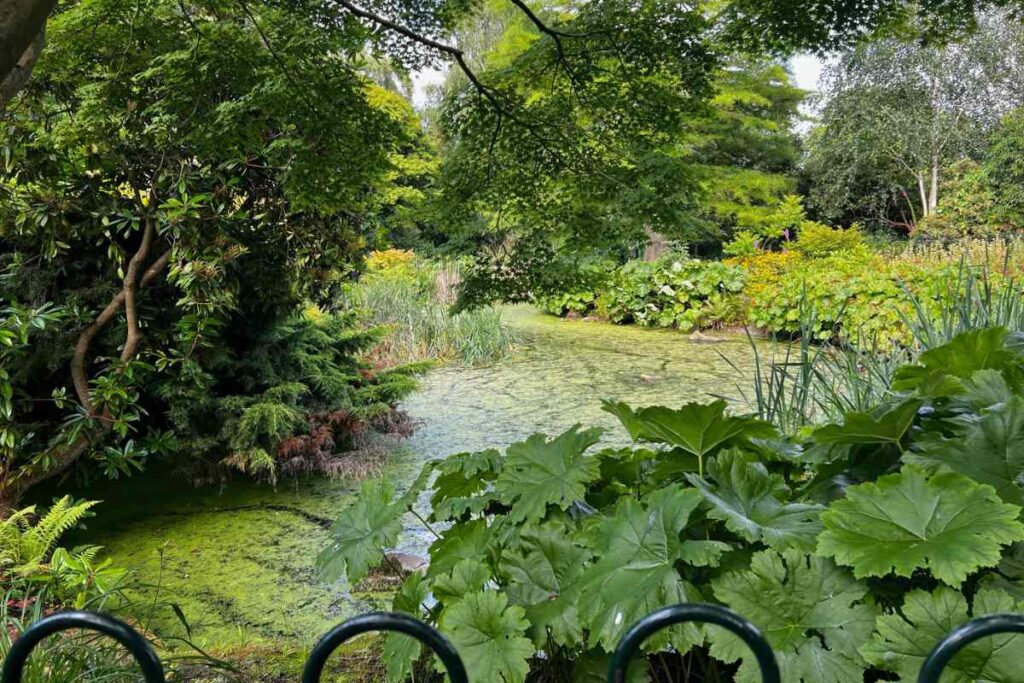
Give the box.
[3,603,1022,682]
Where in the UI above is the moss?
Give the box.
[174,637,382,682]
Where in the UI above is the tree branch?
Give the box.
[0,0,56,100]
[327,0,511,117]
[119,215,157,363]
[71,240,172,412]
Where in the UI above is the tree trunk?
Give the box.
[917,172,931,218]
[929,154,940,214]
[0,23,43,106]
[0,0,55,104]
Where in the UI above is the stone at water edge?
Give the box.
[385,551,429,574]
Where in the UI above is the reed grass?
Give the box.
[351,259,519,366]
[735,259,1024,432]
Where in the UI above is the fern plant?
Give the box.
[0,497,97,573]
[1,496,126,608]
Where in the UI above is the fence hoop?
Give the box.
[301,611,468,683]
[607,603,781,683]
[917,612,1024,683]
[1,611,165,683]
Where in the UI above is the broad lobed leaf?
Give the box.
[818,465,1024,585]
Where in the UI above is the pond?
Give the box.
[72,307,767,649]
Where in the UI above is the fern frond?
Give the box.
[22,497,97,565]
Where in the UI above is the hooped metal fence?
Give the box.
[3,603,1024,683]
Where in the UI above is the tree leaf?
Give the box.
[710,550,874,683]
[687,449,823,551]
[495,426,603,523]
[503,523,591,647]
[908,396,1024,506]
[317,478,403,584]
[439,591,535,683]
[862,586,1024,682]
[817,465,1024,585]
[602,399,776,458]
[812,399,921,446]
[578,485,707,652]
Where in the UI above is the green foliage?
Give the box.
[861,587,1024,681]
[604,399,775,476]
[439,591,534,683]
[596,254,746,330]
[494,427,602,523]
[0,497,126,609]
[987,108,1024,227]
[800,15,1024,232]
[579,486,710,652]
[917,160,1008,237]
[710,550,874,683]
[351,255,518,365]
[317,479,404,585]
[325,327,1024,681]
[741,249,956,344]
[440,0,719,307]
[2,587,139,683]
[0,496,96,573]
[166,310,425,483]
[792,222,866,258]
[818,466,1024,585]
[0,0,438,503]
[908,396,1024,506]
[687,450,823,552]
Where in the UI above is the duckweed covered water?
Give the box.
[75,307,765,648]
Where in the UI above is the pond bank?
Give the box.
[70,306,767,653]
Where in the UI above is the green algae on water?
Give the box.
[70,306,767,652]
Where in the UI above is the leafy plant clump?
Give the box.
[321,326,1024,682]
[165,309,428,485]
[351,252,519,366]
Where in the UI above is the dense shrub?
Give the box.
[739,250,952,343]
[540,237,1023,345]
[322,327,1024,682]
[791,221,866,257]
[599,253,746,330]
[163,310,425,484]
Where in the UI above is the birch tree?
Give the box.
[806,12,1024,230]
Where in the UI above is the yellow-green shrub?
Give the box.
[792,222,866,258]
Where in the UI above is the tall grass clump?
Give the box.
[350,250,518,366]
[2,589,141,683]
[737,260,1024,432]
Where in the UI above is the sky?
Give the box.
[413,54,826,109]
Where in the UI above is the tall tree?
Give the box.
[0,0,413,506]
[692,58,805,240]
[804,11,1024,230]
